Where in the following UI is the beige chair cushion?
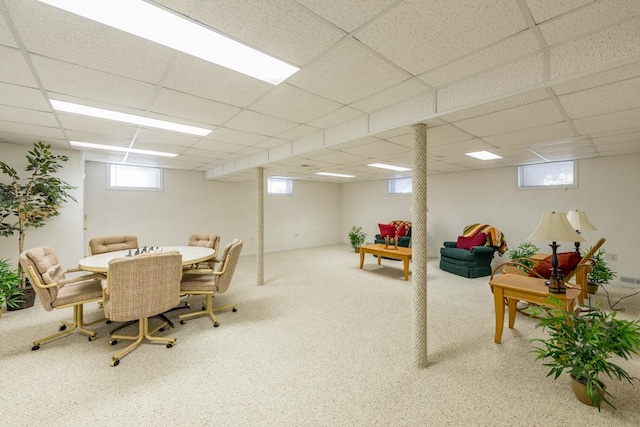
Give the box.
[89,235,138,255]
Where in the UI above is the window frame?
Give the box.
[388,177,412,194]
[108,164,163,191]
[517,160,577,189]
[267,176,293,195]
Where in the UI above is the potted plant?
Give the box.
[0,142,76,309]
[507,241,540,272]
[527,297,640,410]
[0,258,22,317]
[583,248,616,294]
[348,226,366,252]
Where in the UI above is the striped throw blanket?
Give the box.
[462,224,508,256]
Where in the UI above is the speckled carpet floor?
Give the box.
[1,244,639,426]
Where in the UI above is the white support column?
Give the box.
[256,167,264,286]
[411,123,428,368]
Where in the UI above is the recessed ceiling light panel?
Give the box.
[315,172,355,178]
[465,151,502,160]
[368,163,411,172]
[37,0,299,84]
[70,141,177,158]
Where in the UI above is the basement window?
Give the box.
[109,164,162,190]
[267,177,293,195]
[518,160,576,189]
[389,177,412,194]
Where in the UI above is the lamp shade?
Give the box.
[566,210,597,231]
[527,212,586,243]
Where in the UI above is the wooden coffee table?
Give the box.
[489,273,581,343]
[359,244,412,281]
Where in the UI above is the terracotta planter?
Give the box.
[571,375,605,407]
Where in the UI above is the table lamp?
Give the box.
[566,210,597,253]
[527,212,585,293]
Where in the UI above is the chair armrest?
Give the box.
[182,268,223,277]
[470,246,495,254]
[443,241,457,248]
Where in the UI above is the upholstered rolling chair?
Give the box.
[180,239,243,327]
[88,235,138,255]
[19,246,105,350]
[103,252,182,367]
[186,233,220,269]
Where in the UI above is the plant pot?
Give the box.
[587,283,599,294]
[6,286,36,311]
[571,375,605,407]
[353,247,360,253]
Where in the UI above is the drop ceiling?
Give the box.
[1,0,640,182]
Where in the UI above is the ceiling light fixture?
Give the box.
[368,163,411,172]
[51,100,211,136]
[70,141,177,158]
[37,0,299,85]
[465,151,502,160]
[315,172,355,178]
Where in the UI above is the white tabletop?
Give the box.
[78,246,215,273]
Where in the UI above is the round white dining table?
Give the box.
[78,246,215,273]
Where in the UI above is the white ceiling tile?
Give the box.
[134,128,201,148]
[224,110,299,136]
[206,127,268,146]
[425,124,474,147]
[288,38,409,104]
[0,105,57,127]
[307,150,368,164]
[552,61,640,95]
[349,78,430,113]
[372,126,412,140]
[56,115,137,139]
[63,130,132,146]
[0,46,38,87]
[419,30,541,88]
[306,107,364,129]
[524,0,592,24]
[573,108,640,135]
[0,82,49,111]
[277,125,320,141]
[484,122,575,148]
[558,77,640,119]
[357,0,527,75]
[7,0,173,83]
[176,148,228,160]
[296,0,397,32]
[592,130,640,146]
[342,139,407,158]
[164,54,272,107]
[369,92,436,134]
[596,140,640,153]
[539,0,640,45]
[427,138,492,157]
[0,131,66,147]
[454,99,565,137]
[250,84,342,123]
[255,137,291,149]
[194,139,249,153]
[151,88,241,125]
[31,56,157,110]
[550,17,640,81]
[440,89,549,122]
[195,0,345,66]
[133,141,183,155]
[0,14,17,48]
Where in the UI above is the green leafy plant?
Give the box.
[507,241,540,271]
[0,142,76,289]
[348,226,366,251]
[584,248,616,286]
[527,297,640,410]
[0,258,22,311]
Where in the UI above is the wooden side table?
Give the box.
[489,274,581,343]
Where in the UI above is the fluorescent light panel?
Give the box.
[315,172,355,178]
[51,100,211,136]
[465,151,502,160]
[368,163,411,172]
[70,141,177,158]
[38,0,299,85]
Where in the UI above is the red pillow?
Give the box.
[529,251,582,279]
[396,224,406,237]
[456,233,487,250]
[378,223,396,238]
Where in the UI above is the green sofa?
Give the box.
[439,241,496,278]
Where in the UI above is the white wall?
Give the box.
[84,162,342,256]
[340,154,640,281]
[0,143,84,269]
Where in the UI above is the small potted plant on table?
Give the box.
[584,248,616,294]
[348,226,366,253]
[527,297,640,411]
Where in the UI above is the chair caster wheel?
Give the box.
[232,308,238,312]
[213,322,220,328]
[180,320,186,325]
[110,340,118,346]
[110,358,120,367]
[88,335,97,341]
[59,325,67,331]
[159,328,165,332]
[32,345,40,351]
[202,305,206,310]
[106,320,112,324]
[167,343,173,348]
